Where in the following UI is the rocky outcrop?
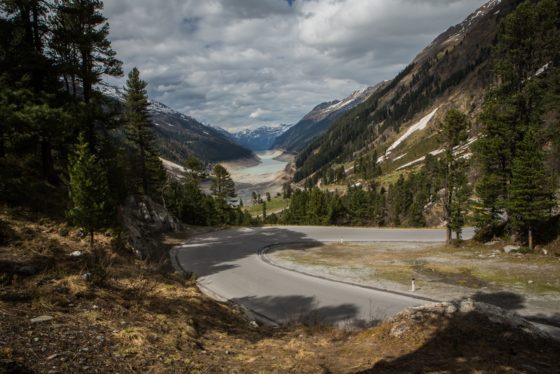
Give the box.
[119,195,183,260]
[389,299,547,339]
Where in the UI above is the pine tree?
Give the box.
[184,156,206,184]
[439,109,470,243]
[52,0,122,148]
[67,134,112,248]
[210,164,236,200]
[450,160,471,240]
[509,129,554,250]
[474,0,559,236]
[123,67,163,196]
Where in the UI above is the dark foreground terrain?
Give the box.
[1,208,559,373]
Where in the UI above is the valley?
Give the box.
[223,150,293,205]
[1,0,560,372]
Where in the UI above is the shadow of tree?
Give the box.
[470,291,525,310]
[233,294,370,327]
[174,227,323,278]
[355,296,560,373]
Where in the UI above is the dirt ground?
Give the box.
[2,209,560,373]
[268,241,560,324]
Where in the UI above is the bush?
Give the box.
[109,228,132,254]
[85,248,112,287]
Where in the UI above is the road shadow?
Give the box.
[470,291,525,310]
[355,293,560,374]
[174,227,323,277]
[233,294,380,329]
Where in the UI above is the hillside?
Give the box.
[2,209,559,373]
[228,124,291,151]
[294,0,519,182]
[273,84,384,153]
[98,84,254,164]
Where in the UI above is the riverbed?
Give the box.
[222,150,292,205]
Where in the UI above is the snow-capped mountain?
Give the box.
[273,84,384,153]
[97,83,254,163]
[227,124,291,151]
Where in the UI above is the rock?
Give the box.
[503,245,520,254]
[81,272,92,281]
[69,251,83,257]
[389,299,548,339]
[542,249,548,256]
[484,241,499,246]
[249,321,259,328]
[528,280,534,284]
[16,266,37,276]
[30,315,53,323]
[119,195,184,260]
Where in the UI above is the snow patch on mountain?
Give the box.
[378,108,439,163]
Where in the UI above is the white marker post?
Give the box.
[411,277,416,292]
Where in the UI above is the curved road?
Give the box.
[172,226,474,326]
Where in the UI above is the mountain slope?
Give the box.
[98,84,254,164]
[228,124,291,151]
[294,0,521,182]
[273,85,384,153]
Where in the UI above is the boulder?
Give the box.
[15,266,37,277]
[388,299,547,339]
[30,315,53,323]
[503,245,520,254]
[119,195,183,260]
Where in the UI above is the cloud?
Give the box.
[249,108,270,119]
[103,0,488,129]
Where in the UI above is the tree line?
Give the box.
[0,0,254,246]
[283,0,560,249]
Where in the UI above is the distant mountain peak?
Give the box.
[227,124,292,151]
[96,82,254,163]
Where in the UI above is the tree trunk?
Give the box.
[41,139,59,185]
[140,144,147,195]
[0,128,5,158]
[528,226,533,251]
[446,226,452,243]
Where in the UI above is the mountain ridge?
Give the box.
[98,83,255,164]
[273,83,386,153]
[226,124,292,151]
[293,0,521,183]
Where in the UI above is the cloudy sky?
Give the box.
[104,0,487,131]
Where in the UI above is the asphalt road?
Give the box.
[172,226,474,326]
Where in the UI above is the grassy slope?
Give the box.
[1,208,559,373]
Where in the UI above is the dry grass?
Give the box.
[1,208,559,373]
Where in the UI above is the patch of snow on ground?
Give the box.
[393,153,407,162]
[387,108,439,154]
[535,62,551,77]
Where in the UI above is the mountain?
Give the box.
[294,0,521,182]
[228,124,291,151]
[273,85,384,153]
[97,83,254,164]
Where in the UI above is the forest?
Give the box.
[0,0,251,246]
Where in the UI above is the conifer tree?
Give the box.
[439,109,470,243]
[509,129,554,250]
[123,67,163,196]
[211,164,236,200]
[67,134,111,248]
[52,0,122,148]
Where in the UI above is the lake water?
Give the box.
[239,151,288,176]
